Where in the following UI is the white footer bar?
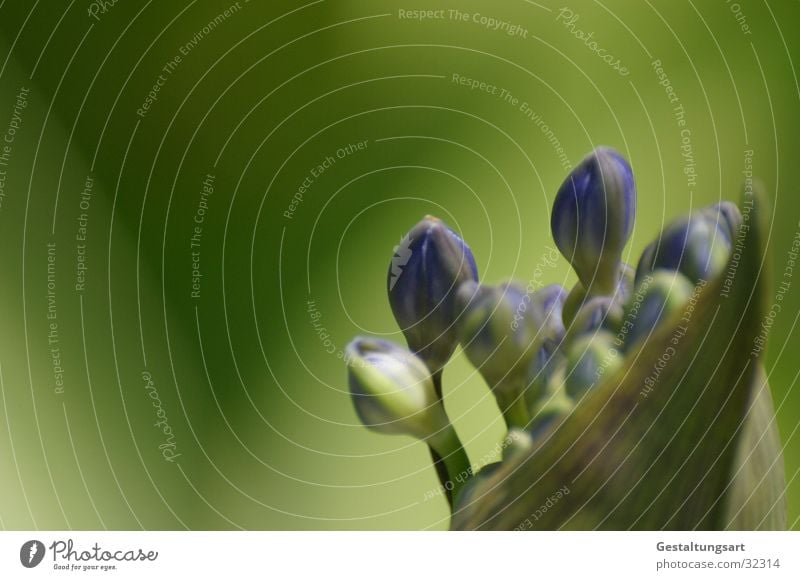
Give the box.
[1,531,797,579]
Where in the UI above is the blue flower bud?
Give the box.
[562,263,634,328]
[635,211,732,285]
[346,337,449,440]
[551,147,636,293]
[388,216,478,375]
[526,346,567,414]
[564,330,622,399]
[529,284,568,347]
[615,262,636,302]
[625,270,694,349]
[566,296,625,342]
[701,201,742,243]
[457,281,543,427]
[457,281,540,387]
[524,285,568,407]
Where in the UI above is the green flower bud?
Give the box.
[625,270,694,349]
[457,281,541,386]
[457,281,539,427]
[346,338,449,441]
[347,338,473,505]
[503,428,534,461]
[526,347,566,411]
[529,390,573,439]
[564,330,622,399]
[562,263,634,328]
[566,296,625,343]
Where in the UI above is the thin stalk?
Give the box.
[428,426,472,505]
[431,368,444,400]
[495,382,532,429]
[428,371,452,506]
[425,370,475,508]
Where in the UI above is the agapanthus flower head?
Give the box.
[388,215,478,375]
[636,210,732,285]
[347,156,783,530]
[346,337,448,440]
[551,147,636,294]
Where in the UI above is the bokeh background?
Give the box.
[0,0,797,530]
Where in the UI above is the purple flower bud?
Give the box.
[700,201,742,243]
[529,284,568,342]
[388,216,478,374]
[635,207,734,285]
[526,345,566,410]
[524,284,568,407]
[551,147,636,293]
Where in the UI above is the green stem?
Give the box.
[428,371,454,507]
[426,446,451,507]
[495,382,531,430]
[429,427,472,505]
[431,368,444,400]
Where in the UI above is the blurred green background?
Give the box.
[0,0,797,530]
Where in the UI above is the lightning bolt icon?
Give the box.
[28,542,38,564]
